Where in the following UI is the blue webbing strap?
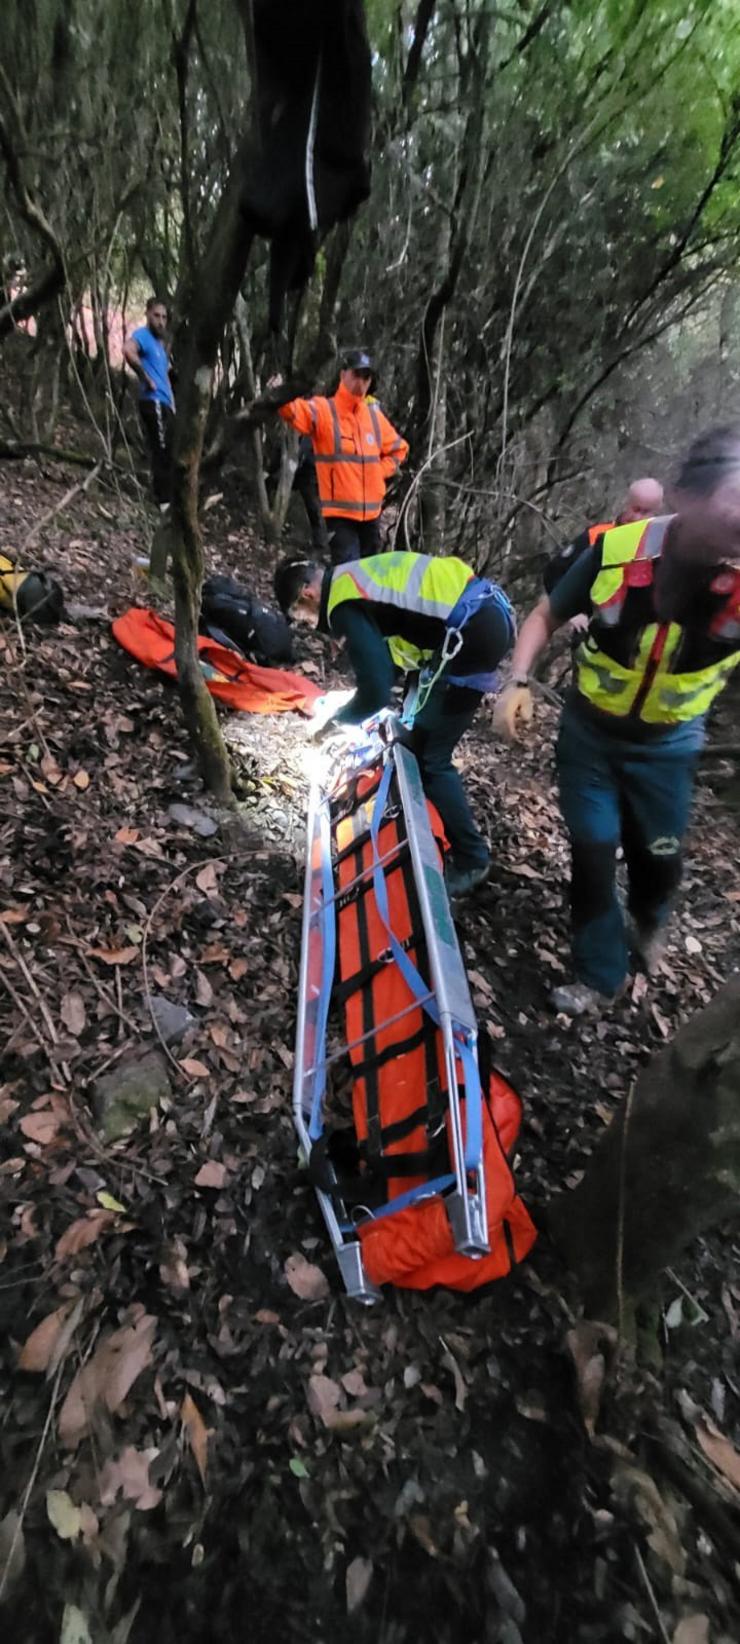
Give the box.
[362,1172,456,1222]
[403,579,517,724]
[308,804,338,1142]
[368,759,483,1176]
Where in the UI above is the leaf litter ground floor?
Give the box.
[1,463,739,1643]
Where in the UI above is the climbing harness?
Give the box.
[293,714,536,1301]
[403,578,516,725]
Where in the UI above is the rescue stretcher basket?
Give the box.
[293,715,490,1303]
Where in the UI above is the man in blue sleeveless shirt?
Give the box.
[124,297,175,510]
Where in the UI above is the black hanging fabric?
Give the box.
[241,0,372,329]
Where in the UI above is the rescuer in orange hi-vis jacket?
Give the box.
[271,348,409,564]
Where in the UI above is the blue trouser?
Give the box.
[333,608,488,868]
[556,704,704,994]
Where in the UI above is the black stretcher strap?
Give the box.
[350,808,383,1159]
[351,1021,429,1079]
[330,768,383,828]
[335,842,411,912]
[331,763,450,1194]
[335,930,425,1004]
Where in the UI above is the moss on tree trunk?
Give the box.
[548,978,740,1319]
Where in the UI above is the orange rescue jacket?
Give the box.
[279,381,408,521]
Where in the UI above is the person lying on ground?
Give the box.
[275,549,515,898]
[493,428,740,1016]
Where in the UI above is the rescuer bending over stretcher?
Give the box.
[275,550,515,898]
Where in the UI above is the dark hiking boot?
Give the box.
[550,980,618,1017]
[445,859,491,899]
[628,919,667,976]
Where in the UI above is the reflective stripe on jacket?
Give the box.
[328,551,474,670]
[279,382,408,520]
[576,517,740,724]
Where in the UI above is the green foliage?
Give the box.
[2,0,740,559]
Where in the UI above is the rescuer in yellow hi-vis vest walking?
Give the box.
[493,427,740,1015]
[275,549,516,897]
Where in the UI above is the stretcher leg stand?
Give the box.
[292,721,490,1301]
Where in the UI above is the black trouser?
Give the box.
[139,400,174,506]
[293,463,328,551]
[327,516,381,565]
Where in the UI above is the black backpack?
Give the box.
[200,574,294,667]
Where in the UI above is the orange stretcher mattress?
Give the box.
[331,767,537,1291]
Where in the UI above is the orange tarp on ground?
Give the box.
[112,607,322,716]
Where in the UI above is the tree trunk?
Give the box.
[548,979,740,1320]
[169,130,257,800]
[419,224,449,549]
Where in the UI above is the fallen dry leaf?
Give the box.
[46,1489,82,1541]
[441,1341,468,1412]
[0,907,27,925]
[159,1236,190,1293]
[631,972,648,1005]
[324,1408,373,1434]
[18,1303,74,1372]
[19,1110,62,1145]
[650,1001,672,1038]
[58,1312,157,1447]
[60,990,86,1036]
[284,1253,329,1301]
[346,1556,373,1615]
[99,1445,163,1511]
[180,1058,211,1080]
[55,1210,115,1261]
[86,945,138,966]
[114,826,140,844]
[341,1369,367,1398]
[195,971,213,1007]
[565,1320,618,1437]
[196,862,219,895]
[694,1414,740,1492]
[72,769,90,790]
[194,1161,227,1189]
[181,1392,209,1486]
[307,1374,342,1427]
[613,1461,686,1576]
[40,754,63,785]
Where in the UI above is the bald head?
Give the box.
[618,477,664,525]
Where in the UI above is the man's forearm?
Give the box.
[508,600,561,677]
[124,348,149,386]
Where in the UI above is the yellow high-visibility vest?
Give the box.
[576,518,740,724]
[327,551,474,671]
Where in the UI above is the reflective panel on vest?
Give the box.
[327,552,472,624]
[580,517,740,724]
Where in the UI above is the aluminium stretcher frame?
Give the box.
[293,721,489,1302]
